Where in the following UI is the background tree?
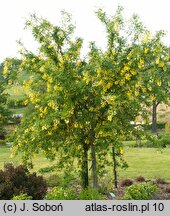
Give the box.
[136,31,170,134]
[0,63,11,138]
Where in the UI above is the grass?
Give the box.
[10,107,28,115]
[118,147,170,180]
[0,146,170,181]
[0,146,56,173]
[5,85,26,100]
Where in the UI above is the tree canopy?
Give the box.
[4,7,170,188]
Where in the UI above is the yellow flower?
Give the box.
[54,85,63,91]
[134,91,139,96]
[119,147,124,155]
[74,123,79,128]
[48,77,53,83]
[150,95,156,100]
[124,65,130,71]
[107,115,113,121]
[144,48,149,54]
[47,83,51,92]
[158,61,164,68]
[141,87,146,93]
[42,73,48,80]
[98,131,104,136]
[8,80,12,85]
[125,73,131,80]
[157,80,162,86]
[131,70,137,75]
[119,79,125,86]
[127,90,132,97]
[42,125,48,130]
[24,128,29,134]
[138,59,144,69]
[89,107,94,112]
[76,61,82,67]
[48,131,52,136]
[104,82,112,90]
[148,86,152,91]
[48,101,55,108]
[135,83,141,88]
[156,58,160,65]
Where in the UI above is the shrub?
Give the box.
[79,187,104,200]
[120,179,133,187]
[0,140,6,146]
[45,187,78,200]
[157,122,166,130]
[0,163,47,200]
[145,135,169,148]
[46,174,61,187]
[12,193,32,200]
[60,172,76,188]
[143,122,165,130]
[135,176,146,183]
[123,183,158,200]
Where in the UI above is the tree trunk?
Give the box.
[81,143,89,189]
[112,146,118,189]
[91,143,98,189]
[152,101,158,135]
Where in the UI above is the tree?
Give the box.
[0,63,11,138]
[136,31,170,134]
[2,58,22,84]
[8,7,167,190]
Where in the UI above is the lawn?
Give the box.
[118,147,170,180]
[0,146,56,173]
[0,146,170,181]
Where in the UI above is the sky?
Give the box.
[0,0,170,62]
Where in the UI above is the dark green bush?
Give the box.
[0,163,47,200]
[79,187,104,200]
[45,187,78,200]
[158,134,170,146]
[157,122,166,130]
[143,122,165,130]
[123,183,158,200]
